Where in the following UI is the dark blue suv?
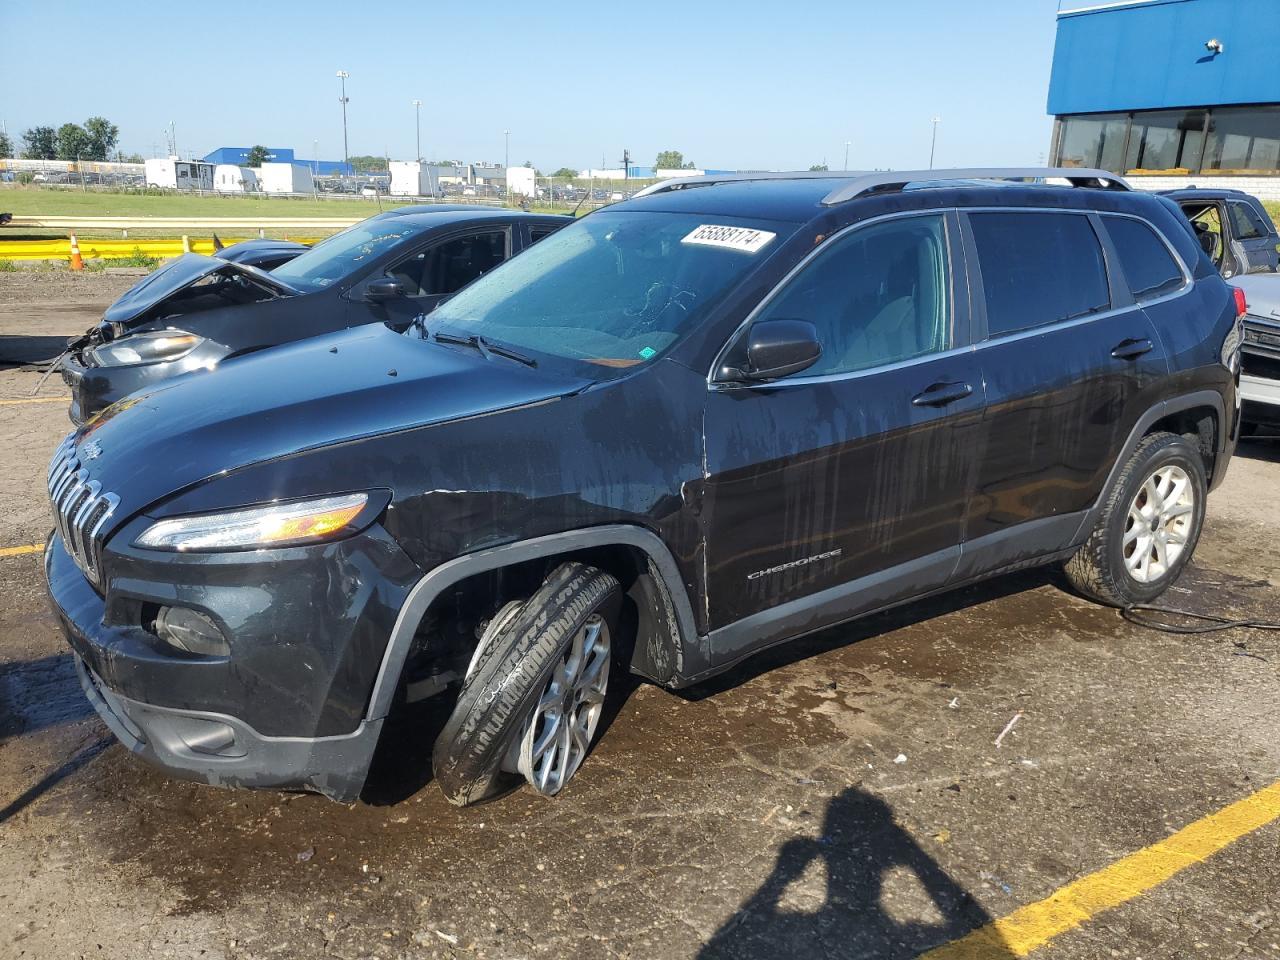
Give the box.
[44,169,1243,806]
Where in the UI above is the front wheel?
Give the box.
[432,562,620,806]
[1064,432,1207,607]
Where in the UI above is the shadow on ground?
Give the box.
[0,334,65,368]
[0,652,95,743]
[699,786,1010,959]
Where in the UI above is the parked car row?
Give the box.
[43,169,1247,810]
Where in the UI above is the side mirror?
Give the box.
[719,318,822,383]
[366,277,407,301]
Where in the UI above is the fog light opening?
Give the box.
[153,606,229,658]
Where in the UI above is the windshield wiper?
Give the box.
[430,328,537,368]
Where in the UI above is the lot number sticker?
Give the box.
[681,224,776,254]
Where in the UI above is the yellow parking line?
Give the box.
[0,397,66,406]
[923,778,1280,959]
[0,543,43,558]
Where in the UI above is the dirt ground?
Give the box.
[1,272,1279,960]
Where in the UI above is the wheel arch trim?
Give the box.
[365,525,702,720]
[1072,389,1226,544]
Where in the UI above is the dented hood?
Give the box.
[70,323,591,531]
[103,253,300,326]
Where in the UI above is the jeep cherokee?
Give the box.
[44,168,1243,805]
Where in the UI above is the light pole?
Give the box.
[843,140,851,171]
[336,70,350,176]
[503,129,510,171]
[312,139,318,177]
[929,116,941,170]
[412,99,422,162]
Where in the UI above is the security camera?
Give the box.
[1205,38,1225,54]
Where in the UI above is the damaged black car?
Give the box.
[44,169,1240,806]
[58,209,568,423]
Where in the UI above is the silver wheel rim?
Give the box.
[1124,464,1195,584]
[507,615,610,796]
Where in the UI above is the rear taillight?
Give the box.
[1233,285,1248,318]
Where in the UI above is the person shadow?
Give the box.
[699,787,1014,959]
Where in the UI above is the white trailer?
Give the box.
[391,161,429,196]
[213,164,258,193]
[144,158,214,190]
[506,166,536,198]
[257,162,314,194]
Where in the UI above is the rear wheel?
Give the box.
[1064,432,1207,607]
[431,562,620,806]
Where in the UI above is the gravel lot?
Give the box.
[1,272,1278,960]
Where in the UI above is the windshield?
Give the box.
[424,211,793,369]
[271,219,430,292]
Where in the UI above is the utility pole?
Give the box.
[929,116,941,170]
[337,70,350,176]
[412,100,423,162]
[619,148,631,180]
[844,140,851,171]
[313,139,319,177]
[503,129,510,171]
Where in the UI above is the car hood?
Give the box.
[70,324,592,531]
[1231,275,1280,322]
[103,253,301,326]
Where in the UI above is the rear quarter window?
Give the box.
[968,212,1110,338]
[1104,216,1185,300]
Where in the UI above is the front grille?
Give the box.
[47,434,119,587]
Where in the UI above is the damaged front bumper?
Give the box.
[73,654,383,802]
[44,520,421,802]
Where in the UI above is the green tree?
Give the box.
[0,130,11,159]
[21,126,57,160]
[550,167,578,179]
[55,123,90,160]
[654,150,686,171]
[120,152,145,164]
[347,154,386,174]
[809,163,829,171]
[245,145,270,167]
[82,117,119,161]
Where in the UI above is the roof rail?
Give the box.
[631,168,1131,206]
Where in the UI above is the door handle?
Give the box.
[1111,338,1154,360]
[911,381,973,407]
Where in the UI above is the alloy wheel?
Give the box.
[506,614,611,796]
[1123,464,1195,584]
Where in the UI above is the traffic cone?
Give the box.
[68,234,84,271]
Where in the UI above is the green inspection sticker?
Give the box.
[639,347,657,360]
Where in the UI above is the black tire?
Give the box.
[1064,431,1207,607]
[432,562,620,806]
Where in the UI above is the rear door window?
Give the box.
[1103,216,1185,300]
[968,212,1110,337]
[1228,201,1266,240]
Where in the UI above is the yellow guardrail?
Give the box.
[0,238,325,261]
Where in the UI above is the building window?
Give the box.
[1202,106,1280,174]
[1124,109,1207,174]
[1055,105,1280,176]
[1057,113,1129,172]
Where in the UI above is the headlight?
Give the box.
[134,493,370,552]
[90,330,204,366]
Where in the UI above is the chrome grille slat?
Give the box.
[45,434,118,587]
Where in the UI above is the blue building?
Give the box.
[1049,0,1280,179]
[201,146,352,176]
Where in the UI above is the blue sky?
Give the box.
[1,0,1063,171]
